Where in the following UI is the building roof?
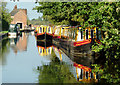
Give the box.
[10,5,27,16]
[10,9,20,16]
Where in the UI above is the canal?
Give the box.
[1,32,101,84]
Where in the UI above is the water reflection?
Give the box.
[53,46,99,83]
[1,38,10,65]
[37,51,78,83]
[37,41,52,56]
[2,32,52,83]
[9,32,28,54]
[2,31,100,83]
[36,41,99,83]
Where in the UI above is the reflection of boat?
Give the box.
[36,25,53,42]
[8,24,20,38]
[74,62,98,83]
[37,41,53,56]
[53,46,99,83]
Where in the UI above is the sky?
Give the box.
[6,2,43,20]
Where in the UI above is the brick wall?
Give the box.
[11,10,27,29]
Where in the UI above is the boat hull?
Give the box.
[36,33,53,42]
[53,38,94,55]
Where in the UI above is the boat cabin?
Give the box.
[69,26,102,42]
[37,25,53,35]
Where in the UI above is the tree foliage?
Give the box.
[0,2,12,31]
[29,16,50,25]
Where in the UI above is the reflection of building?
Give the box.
[9,32,27,53]
[10,5,27,29]
[37,41,52,56]
[16,32,27,51]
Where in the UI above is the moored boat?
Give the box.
[36,25,53,42]
[8,24,20,38]
[53,25,102,54]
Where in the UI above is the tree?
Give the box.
[0,2,12,31]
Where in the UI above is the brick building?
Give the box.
[10,5,27,29]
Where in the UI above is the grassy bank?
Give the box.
[0,31,8,34]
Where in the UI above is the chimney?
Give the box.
[14,5,17,9]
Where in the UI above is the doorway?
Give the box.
[17,23,22,29]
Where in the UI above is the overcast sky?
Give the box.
[6,2,43,20]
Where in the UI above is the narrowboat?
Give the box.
[53,25,70,39]
[8,24,20,38]
[36,25,53,42]
[52,25,70,46]
[53,25,102,54]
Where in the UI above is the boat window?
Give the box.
[86,30,88,39]
[48,48,50,53]
[96,28,98,39]
[43,27,44,32]
[43,49,44,53]
[91,29,94,39]
[91,72,93,78]
[46,27,47,33]
[73,31,76,39]
[96,72,98,79]
[80,30,83,39]
[80,69,82,79]
[40,48,42,53]
[40,27,42,33]
[86,71,88,79]
[48,27,50,32]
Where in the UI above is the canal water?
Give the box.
[1,32,100,84]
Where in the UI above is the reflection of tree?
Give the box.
[101,57,120,84]
[92,54,120,84]
[37,51,78,83]
[0,38,10,65]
